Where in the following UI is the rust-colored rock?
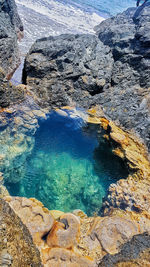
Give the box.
[47,213,80,249]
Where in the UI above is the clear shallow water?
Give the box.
[5,111,128,215]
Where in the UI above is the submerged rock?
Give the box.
[23,3,150,152]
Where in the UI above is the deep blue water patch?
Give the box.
[5,111,128,215]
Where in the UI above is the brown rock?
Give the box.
[0,198,42,267]
[90,216,139,254]
[4,196,54,246]
[41,247,96,267]
[47,213,80,249]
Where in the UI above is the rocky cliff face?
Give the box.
[0,0,24,108]
[23,3,150,151]
[0,0,23,78]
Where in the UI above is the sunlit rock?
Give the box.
[47,213,80,248]
[4,196,54,246]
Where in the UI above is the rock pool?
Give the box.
[4,110,128,215]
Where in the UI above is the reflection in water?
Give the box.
[5,111,128,215]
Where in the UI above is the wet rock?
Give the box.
[0,68,25,108]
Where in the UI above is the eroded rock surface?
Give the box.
[23,3,150,151]
[87,110,150,214]
[4,196,54,245]
[23,34,113,108]
[3,196,150,266]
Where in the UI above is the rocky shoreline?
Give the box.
[0,0,150,266]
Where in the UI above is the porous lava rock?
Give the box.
[0,0,23,78]
[23,3,150,151]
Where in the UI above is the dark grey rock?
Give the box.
[23,3,150,151]
[23,34,113,108]
[0,0,24,108]
[0,0,23,77]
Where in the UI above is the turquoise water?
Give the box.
[5,111,128,215]
[59,0,136,17]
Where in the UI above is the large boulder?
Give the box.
[23,3,150,151]
[23,34,113,108]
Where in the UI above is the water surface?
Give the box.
[5,111,128,215]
